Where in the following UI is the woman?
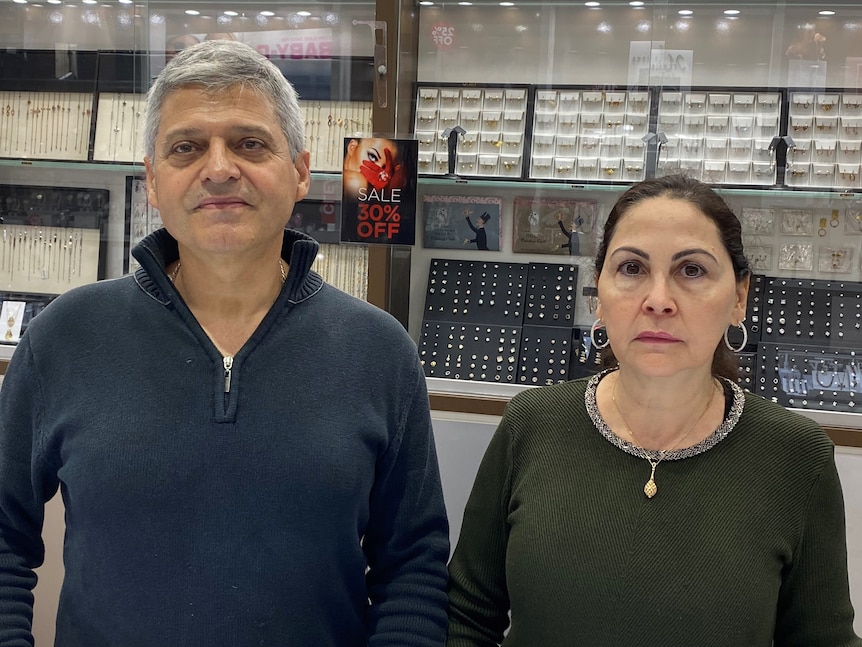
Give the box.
[342,137,401,200]
[447,175,861,647]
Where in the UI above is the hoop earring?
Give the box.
[589,318,610,350]
[723,321,748,353]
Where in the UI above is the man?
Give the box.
[0,40,449,646]
[464,212,491,251]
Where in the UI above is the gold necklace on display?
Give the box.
[611,377,717,499]
[168,259,287,284]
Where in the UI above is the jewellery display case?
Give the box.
[390,1,862,445]
[0,1,380,362]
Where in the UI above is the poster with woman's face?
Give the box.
[341,137,417,245]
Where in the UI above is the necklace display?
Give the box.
[169,259,287,284]
[611,377,716,499]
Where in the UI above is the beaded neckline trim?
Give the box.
[585,368,745,461]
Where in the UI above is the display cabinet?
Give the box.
[0,0,383,361]
[386,0,862,446]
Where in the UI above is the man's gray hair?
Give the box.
[143,39,305,161]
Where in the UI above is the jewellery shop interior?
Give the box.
[3,0,862,640]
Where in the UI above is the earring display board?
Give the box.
[655,89,782,186]
[516,325,574,386]
[530,87,650,182]
[0,224,101,294]
[314,243,368,302]
[759,277,862,347]
[125,176,162,274]
[419,258,582,384]
[786,91,862,190]
[414,84,529,179]
[757,343,862,413]
[422,258,529,326]
[523,262,578,327]
[419,321,522,383]
[0,90,94,161]
[93,93,146,163]
[301,100,373,172]
[737,352,758,392]
[0,184,107,294]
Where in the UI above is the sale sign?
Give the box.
[340,138,417,245]
[430,22,455,49]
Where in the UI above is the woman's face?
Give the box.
[596,196,748,379]
[345,138,398,171]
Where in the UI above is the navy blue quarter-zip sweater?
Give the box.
[0,228,449,647]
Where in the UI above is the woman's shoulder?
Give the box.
[738,390,834,459]
[506,376,591,418]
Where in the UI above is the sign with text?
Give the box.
[628,41,692,86]
[340,138,417,245]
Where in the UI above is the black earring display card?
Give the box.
[523,263,578,327]
[737,352,757,392]
[760,277,862,347]
[517,326,574,386]
[757,343,861,412]
[570,326,606,380]
[0,184,109,295]
[418,321,522,383]
[422,258,528,326]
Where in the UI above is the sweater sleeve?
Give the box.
[446,411,513,647]
[773,448,862,647]
[0,337,59,647]
[363,356,450,647]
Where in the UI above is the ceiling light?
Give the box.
[223,10,238,16]
[184,9,199,15]
[585,1,600,6]
[629,1,644,5]
[678,9,693,16]
[260,10,275,16]
[12,0,28,4]
[458,1,472,4]
[723,9,740,15]
[296,10,310,16]
[47,0,62,4]
[819,10,836,16]
[500,1,514,5]
[419,1,433,5]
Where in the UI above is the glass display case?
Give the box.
[393,1,862,445]
[2,0,862,443]
[0,0,378,357]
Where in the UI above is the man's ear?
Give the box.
[144,156,159,210]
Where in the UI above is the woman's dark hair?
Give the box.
[594,174,751,381]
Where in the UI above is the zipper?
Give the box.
[223,355,233,393]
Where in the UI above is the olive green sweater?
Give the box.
[447,376,861,647]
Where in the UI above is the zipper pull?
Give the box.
[223,355,233,393]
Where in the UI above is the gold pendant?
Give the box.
[644,478,657,498]
[644,460,658,498]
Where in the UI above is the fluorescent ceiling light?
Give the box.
[724,9,740,15]
[678,9,693,16]
[819,10,836,16]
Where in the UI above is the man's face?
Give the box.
[144,85,310,262]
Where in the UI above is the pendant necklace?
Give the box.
[611,377,716,499]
